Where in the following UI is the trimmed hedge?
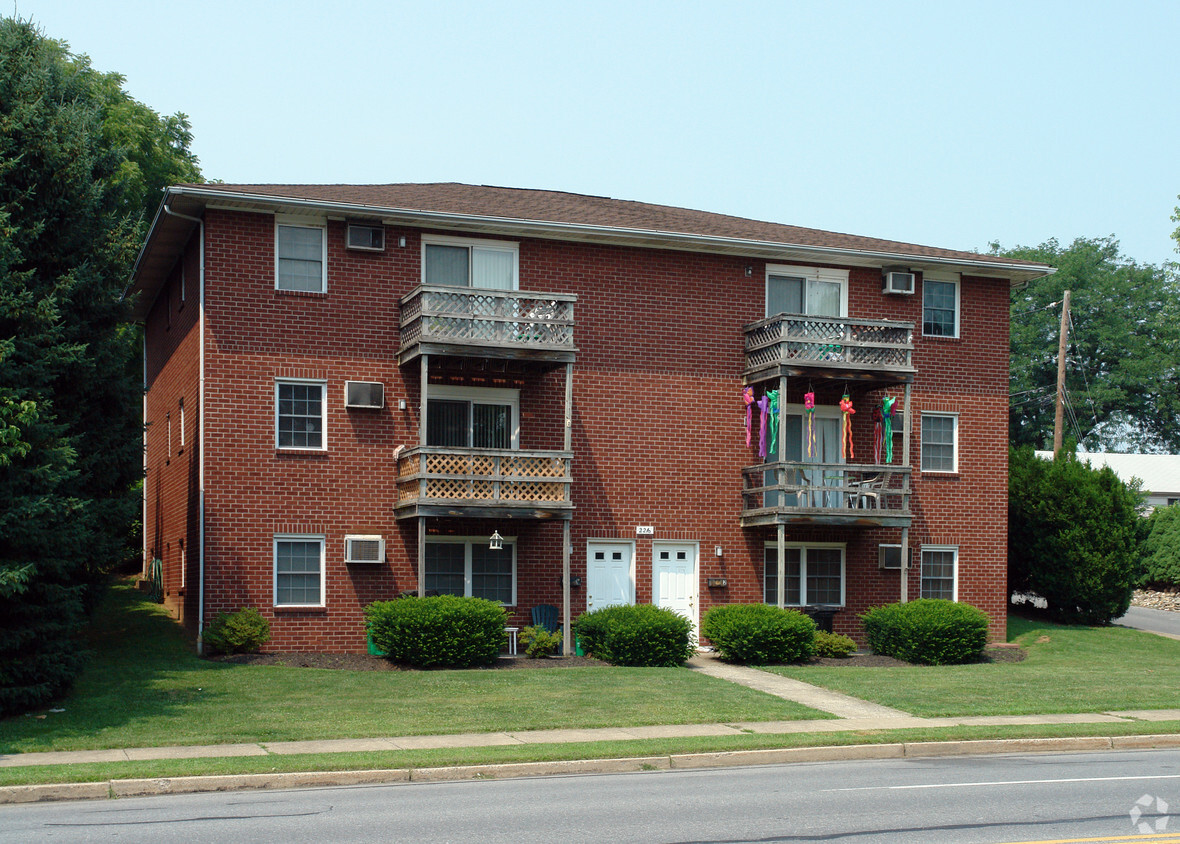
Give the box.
[365,595,506,668]
[861,599,988,665]
[572,604,695,667]
[814,630,856,658]
[202,606,271,654]
[700,603,816,664]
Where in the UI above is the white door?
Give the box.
[653,542,698,634]
[586,542,634,612]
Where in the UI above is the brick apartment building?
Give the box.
[129,183,1051,653]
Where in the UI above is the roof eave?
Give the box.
[128,186,1054,320]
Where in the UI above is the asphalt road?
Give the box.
[4,749,1180,844]
[1116,605,1180,638]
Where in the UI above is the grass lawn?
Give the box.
[766,616,1180,717]
[0,581,826,754]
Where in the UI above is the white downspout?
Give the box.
[162,204,206,653]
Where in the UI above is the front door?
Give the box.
[586,542,634,612]
[652,542,698,634]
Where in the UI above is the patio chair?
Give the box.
[531,603,560,634]
[851,472,884,509]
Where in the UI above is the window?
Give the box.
[276,380,327,450]
[276,218,327,292]
[274,535,325,607]
[920,413,958,472]
[425,538,515,604]
[423,236,518,290]
[426,386,519,449]
[178,398,185,448]
[765,265,847,318]
[920,546,958,600]
[922,273,960,337]
[763,544,844,606]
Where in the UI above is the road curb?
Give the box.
[2,734,1176,804]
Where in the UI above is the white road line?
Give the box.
[831,773,1180,792]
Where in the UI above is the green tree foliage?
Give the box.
[1008,446,1144,625]
[0,17,201,716]
[1000,237,1180,451]
[1140,505,1180,589]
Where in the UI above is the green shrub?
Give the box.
[861,599,988,665]
[700,603,816,664]
[572,604,695,667]
[519,624,562,658]
[1140,505,1180,589]
[1009,446,1144,624]
[365,595,506,668]
[814,630,856,658]
[202,606,271,654]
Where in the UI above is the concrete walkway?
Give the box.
[686,652,913,718]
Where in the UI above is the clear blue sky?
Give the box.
[16,0,1180,266]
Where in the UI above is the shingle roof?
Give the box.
[179,182,1045,269]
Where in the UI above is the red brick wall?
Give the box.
[144,230,202,634]
[144,209,1010,651]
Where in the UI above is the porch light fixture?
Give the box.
[715,545,723,558]
[489,530,504,551]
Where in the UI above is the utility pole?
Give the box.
[1052,290,1071,456]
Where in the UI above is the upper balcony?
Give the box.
[744,314,916,384]
[399,285,577,366]
[395,446,574,520]
[741,462,912,528]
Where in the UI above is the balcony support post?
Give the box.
[562,520,571,656]
[776,523,786,610]
[902,381,911,468]
[417,516,426,599]
[419,354,429,447]
[563,363,573,452]
[900,525,910,604]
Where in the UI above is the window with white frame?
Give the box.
[423,236,518,290]
[275,218,327,292]
[765,265,848,319]
[920,546,957,600]
[274,534,325,607]
[276,380,327,450]
[920,412,958,472]
[763,544,845,606]
[922,273,960,338]
[426,385,519,449]
[425,538,516,604]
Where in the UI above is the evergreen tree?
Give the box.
[1008,446,1144,625]
[0,17,200,715]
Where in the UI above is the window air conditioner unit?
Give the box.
[882,270,916,295]
[345,535,384,564]
[346,223,385,252]
[345,381,384,409]
[878,544,913,570]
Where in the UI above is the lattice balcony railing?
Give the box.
[395,446,573,509]
[399,285,576,358]
[741,462,911,518]
[744,314,914,379]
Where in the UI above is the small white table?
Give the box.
[505,627,519,656]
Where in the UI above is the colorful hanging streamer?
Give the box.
[882,396,896,464]
[872,404,883,464]
[766,389,779,456]
[839,392,855,460]
[757,393,770,458]
[804,391,816,459]
[743,387,754,447]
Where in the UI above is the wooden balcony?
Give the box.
[741,462,912,527]
[399,285,577,365]
[395,446,574,520]
[744,315,915,384]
